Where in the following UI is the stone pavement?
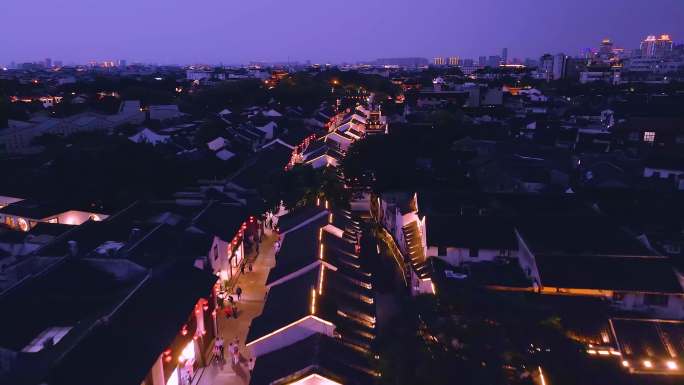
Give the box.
[194,229,277,385]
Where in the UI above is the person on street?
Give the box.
[224,306,232,319]
[236,286,242,301]
[217,336,224,360]
[232,303,238,318]
[240,263,245,274]
[248,262,253,272]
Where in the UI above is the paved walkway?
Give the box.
[195,230,277,385]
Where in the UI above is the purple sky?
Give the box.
[1,0,683,65]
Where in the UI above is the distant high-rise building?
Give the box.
[487,55,501,68]
[10,61,16,69]
[374,57,429,67]
[478,56,487,66]
[54,60,63,68]
[640,34,673,57]
[45,58,52,68]
[433,57,446,66]
[552,53,567,80]
[524,58,538,68]
[461,58,474,66]
[599,39,613,56]
[118,59,127,68]
[501,48,508,64]
[448,56,460,66]
[539,54,554,80]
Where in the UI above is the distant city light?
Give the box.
[643,360,653,368]
[154,77,163,80]
[666,361,678,370]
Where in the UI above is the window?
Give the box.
[469,248,479,258]
[644,294,669,307]
[437,246,447,256]
[643,131,656,143]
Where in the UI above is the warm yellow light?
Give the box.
[319,244,324,259]
[598,350,610,356]
[666,361,678,370]
[289,373,343,385]
[311,288,317,314]
[318,265,325,295]
[538,366,546,385]
[622,360,629,367]
[587,350,597,355]
[643,360,653,368]
[246,315,334,347]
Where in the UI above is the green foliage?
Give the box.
[193,117,228,147]
[181,79,268,115]
[259,164,350,213]
[342,120,470,192]
[271,73,330,112]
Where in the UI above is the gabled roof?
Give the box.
[267,216,329,286]
[48,264,216,385]
[402,221,430,279]
[246,268,319,344]
[207,136,228,151]
[230,141,292,190]
[191,202,246,242]
[426,215,517,250]
[536,254,683,293]
[0,200,69,220]
[250,334,376,385]
[277,205,328,234]
[215,148,235,161]
[128,128,170,146]
[516,215,651,256]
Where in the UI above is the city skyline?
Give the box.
[1,0,683,65]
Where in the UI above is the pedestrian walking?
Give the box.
[236,286,242,301]
[213,344,221,364]
[224,306,232,319]
[232,303,238,318]
[248,357,255,374]
[228,295,234,305]
[240,263,245,274]
[217,336,224,360]
[248,262,253,272]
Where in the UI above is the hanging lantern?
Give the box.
[203,303,209,311]
[165,355,173,363]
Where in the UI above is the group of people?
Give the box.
[217,286,243,319]
[213,337,255,374]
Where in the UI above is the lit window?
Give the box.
[643,131,656,143]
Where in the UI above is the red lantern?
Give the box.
[165,355,172,363]
[203,303,209,311]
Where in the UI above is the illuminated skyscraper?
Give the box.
[448,56,460,66]
[640,34,673,57]
[501,48,508,64]
[433,57,446,66]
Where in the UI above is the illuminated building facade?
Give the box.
[641,34,674,58]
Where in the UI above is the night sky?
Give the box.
[1,0,683,65]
